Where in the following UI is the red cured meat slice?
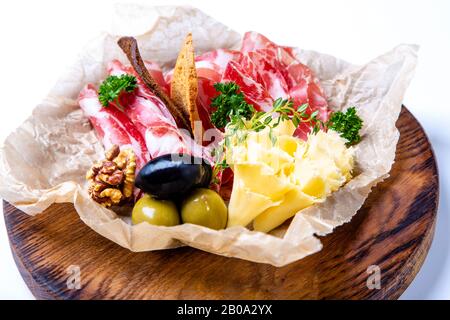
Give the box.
[196,64,222,84]
[307,81,329,121]
[197,77,219,131]
[108,61,176,125]
[108,60,215,162]
[241,32,315,90]
[195,49,241,76]
[165,50,241,84]
[293,123,313,141]
[241,32,329,134]
[108,61,207,160]
[237,53,265,87]
[245,48,292,89]
[78,84,150,170]
[195,51,242,131]
[241,51,290,99]
[290,81,329,140]
[222,60,273,112]
[119,92,189,158]
[241,32,278,53]
[289,79,309,106]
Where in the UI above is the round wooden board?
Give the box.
[3,107,439,300]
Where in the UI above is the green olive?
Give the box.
[132,194,180,226]
[181,188,227,230]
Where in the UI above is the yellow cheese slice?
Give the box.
[226,121,355,233]
[227,185,282,228]
[253,186,317,233]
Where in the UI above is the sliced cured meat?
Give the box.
[222,60,273,112]
[108,61,201,159]
[117,37,192,133]
[195,62,222,84]
[195,50,242,131]
[108,60,215,162]
[288,79,309,106]
[241,51,289,99]
[78,84,150,170]
[285,58,313,86]
[240,31,330,138]
[293,123,314,141]
[241,32,313,89]
[108,60,176,124]
[237,53,265,87]
[307,81,329,121]
[241,31,277,53]
[196,77,219,131]
[119,92,188,158]
[196,49,241,76]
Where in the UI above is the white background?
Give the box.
[0,0,449,299]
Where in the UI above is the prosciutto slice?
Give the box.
[108,60,213,162]
[239,51,289,99]
[195,49,241,80]
[240,32,330,123]
[78,84,150,170]
[196,77,218,131]
[222,60,273,112]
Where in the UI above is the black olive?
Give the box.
[135,154,212,199]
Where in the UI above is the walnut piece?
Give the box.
[86,145,136,207]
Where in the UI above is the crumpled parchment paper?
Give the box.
[0,5,418,266]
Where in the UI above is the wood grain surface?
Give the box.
[3,106,439,300]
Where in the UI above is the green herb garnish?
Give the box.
[210,84,321,169]
[210,82,255,128]
[249,98,319,135]
[327,107,363,146]
[98,74,138,110]
[209,82,363,176]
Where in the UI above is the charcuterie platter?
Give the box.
[0,6,438,299]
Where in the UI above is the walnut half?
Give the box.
[86,145,136,207]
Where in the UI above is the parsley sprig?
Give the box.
[98,74,138,110]
[210,82,255,128]
[327,107,363,146]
